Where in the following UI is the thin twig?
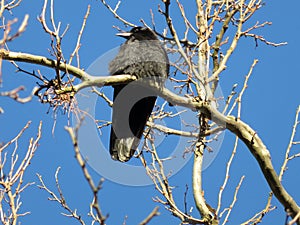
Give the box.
[221,176,245,225]
[37,169,86,225]
[65,124,107,225]
[99,0,135,27]
[216,136,239,215]
[139,206,160,225]
[279,105,300,181]
[69,4,90,66]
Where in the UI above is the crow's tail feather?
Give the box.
[109,84,156,162]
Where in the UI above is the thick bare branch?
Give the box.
[1,47,299,221]
[193,141,216,223]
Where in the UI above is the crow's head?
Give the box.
[116,27,158,41]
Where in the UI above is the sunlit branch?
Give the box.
[0,121,41,225]
[220,176,244,225]
[1,46,300,221]
[37,168,86,225]
[216,136,238,216]
[241,192,276,225]
[138,206,160,225]
[65,124,107,225]
[139,138,205,224]
[99,0,135,27]
[0,86,38,103]
[279,105,300,181]
[208,0,245,83]
[69,4,90,67]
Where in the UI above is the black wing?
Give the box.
[110,84,156,162]
[108,29,168,162]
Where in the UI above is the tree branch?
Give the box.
[1,49,299,223]
[65,125,107,225]
[139,206,160,225]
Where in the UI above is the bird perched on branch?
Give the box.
[109,26,169,162]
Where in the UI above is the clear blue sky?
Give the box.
[0,1,299,224]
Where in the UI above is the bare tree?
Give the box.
[0,0,299,225]
[0,121,42,225]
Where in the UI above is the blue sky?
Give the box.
[0,1,300,225]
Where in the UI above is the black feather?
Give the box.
[109,27,169,162]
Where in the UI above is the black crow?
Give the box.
[109,27,169,162]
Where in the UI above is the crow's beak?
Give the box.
[115,31,132,38]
